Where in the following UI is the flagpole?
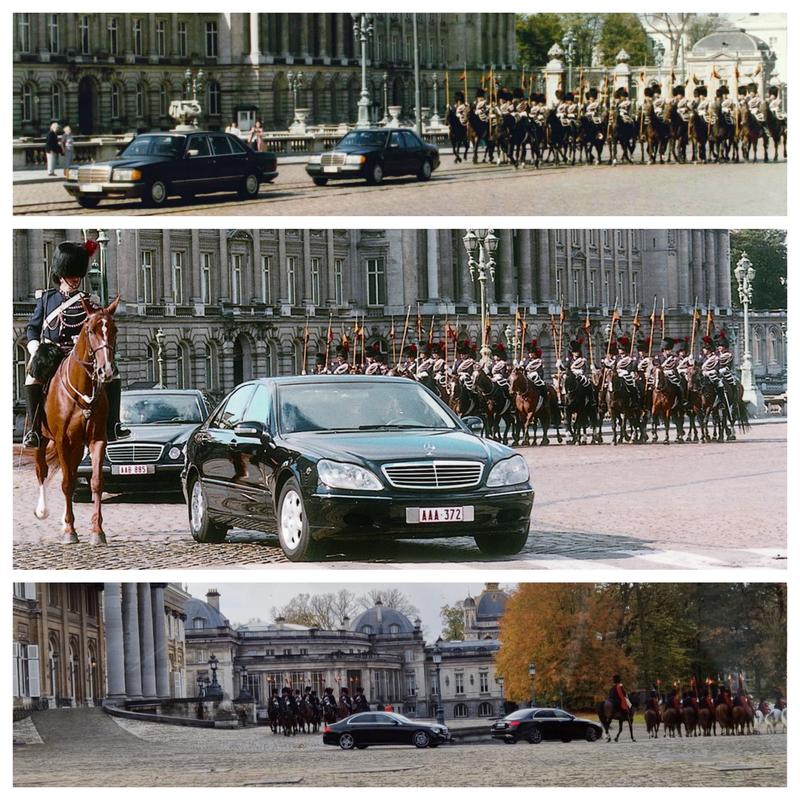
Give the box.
[301,311,309,375]
[606,300,618,357]
[324,310,333,372]
[391,315,397,365]
[647,296,657,359]
[630,303,640,356]
[398,305,412,364]
[690,297,699,355]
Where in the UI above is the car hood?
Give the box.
[125,423,200,445]
[279,428,514,466]
[91,156,176,169]
[330,144,380,155]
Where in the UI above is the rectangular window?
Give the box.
[47,584,60,606]
[201,252,212,304]
[68,585,81,612]
[555,268,563,301]
[334,258,344,305]
[405,36,411,62]
[133,19,143,56]
[631,273,638,306]
[48,15,59,53]
[231,253,243,304]
[366,258,386,306]
[141,250,155,304]
[172,251,184,304]
[455,673,465,694]
[111,85,120,118]
[19,13,31,53]
[589,271,597,307]
[286,257,297,306]
[79,16,90,54]
[406,674,416,696]
[178,22,187,57]
[42,241,51,289]
[617,273,625,308]
[206,21,218,57]
[392,35,399,62]
[430,674,438,696]
[479,672,489,693]
[156,19,166,56]
[377,34,383,62]
[108,18,119,55]
[604,271,611,307]
[310,257,320,305]
[572,271,580,306]
[261,255,272,304]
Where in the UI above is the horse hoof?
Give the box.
[35,508,50,521]
[90,533,108,546]
[61,533,79,545]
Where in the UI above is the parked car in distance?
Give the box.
[490,708,603,744]
[76,389,209,498]
[323,712,450,749]
[63,131,278,208]
[181,376,534,561]
[306,128,439,186]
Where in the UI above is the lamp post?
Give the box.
[380,71,390,124]
[237,665,252,701]
[528,663,536,708]
[155,328,166,387]
[413,13,422,136]
[734,252,758,409]
[497,673,505,713]
[207,654,222,697]
[562,28,576,93]
[197,676,208,697]
[430,73,440,127]
[351,14,374,128]
[96,229,109,306]
[184,68,205,128]
[462,229,499,368]
[432,642,444,725]
[287,70,305,129]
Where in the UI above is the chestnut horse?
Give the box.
[33,297,121,545]
[650,364,686,444]
[682,705,698,737]
[644,708,661,738]
[662,706,683,737]
[739,104,770,163]
[597,696,638,742]
[508,369,562,446]
[716,703,735,735]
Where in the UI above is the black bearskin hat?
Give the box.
[768,86,779,97]
[51,240,96,281]
[695,86,708,97]
[673,85,685,96]
[336,345,349,359]
[454,90,465,102]
[747,82,758,93]
[661,337,675,350]
[569,339,582,353]
[588,88,599,99]
[475,88,486,98]
[513,87,524,99]
[643,86,654,98]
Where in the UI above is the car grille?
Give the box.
[381,461,483,490]
[77,166,111,183]
[106,444,164,464]
[320,152,347,166]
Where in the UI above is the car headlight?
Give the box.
[168,446,183,460]
[307,155,322,164]
[345,154,366,165]
[317,459,383,491]
[486,454,529,487]
[112,169,142,181]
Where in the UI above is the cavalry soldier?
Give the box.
[565,92,579,122]
[616,87,633,123]
[775,691,787,711]
[311,352,328,375]
[555,90,569,123]
[694,85,710,121]
[282,686,300,714]
[645,689,662,721]
[364,346,386,375]
[720,85,736,124]
[455,340,478,384]
[768,85,786,120]
[663,689,681,713]
[562,339,592,387]
[682,691,699,712]
[676,339,693,402]
[307,687,320,713]
[657,338,683,401]
[718,684,734,709]
[498,88,514,116]
[608,675,632,713]
[757,697,771,717]
[733,687,748,709]
[354,687,370,713]
[714,333,737,389]
[490,343,510,387]
[737,84,749,110]
[533,93,548,125]
[699,690,715,714]
[522,341,547,388]
[332,344,352,375]
[746,82,764,121]
[24,240,130,449]
[672,85,691,122]
[474,88,489,122]
[453,90,469,125]
[615,338,640,408]
[399,343,418,375]
[651,84,666,120]
[430,342,448,386]
[585,87,603,125]
[513,87,530,118]
[642,85,654,123]
[323,687,338,715]
[340,686,354,714]
[416,343,436,380]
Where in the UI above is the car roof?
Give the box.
[247,375,408,387]
[135,131,232,137]
[123,388,204,396]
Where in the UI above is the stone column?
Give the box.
[717,231,732,308]
[280,13,290,59]
[171,13,179,59]
[705,231,717,306]
[151,584,170,700]
[148,15,158,63]
[137,584,157,700]
[536,231,552,304]
[319,13,328,60]
[121,584,143,700]
[426,229,440,300]
[103,583,127,701]
[692,230,704,302]
[677,229,691,308]
[517,231,533,304]
[37,14,49,61]
[336,13,345,61]
[301,14,310,60]
[249,13,261,65]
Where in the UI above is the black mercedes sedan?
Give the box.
[63,131,278,208]
[306,128,439,186]
[181,376,534,561]
[490,708,603,744]
[76,389,209,498]
[323,712,450,750]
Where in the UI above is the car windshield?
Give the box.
[337,130,389,148]
[120,135,184,158]
[122,394,205,424]
[276,381,459,434]
[503,709,535,721]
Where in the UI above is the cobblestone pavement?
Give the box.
[12,421,786,570]
[13,159,787,217]
[13,709,787,787]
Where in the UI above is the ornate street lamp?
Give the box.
[528,663,537,708]
[734,252,758,409]
[207,654,222,697]
[155,328,166,388]
[380,71,390,124]
[351,14,374,128]
[463,229,499,367]
[562,28,576,93]
[184,68,205,128]
[430,73,440,127]
[287,70,305,130]
[236,665,252,701]
[96,229,109,306]
[432,642,444,726]
[497,672,505,713]
[197,676,208,697]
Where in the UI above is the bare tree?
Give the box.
[642,13,696,67]
[270,590,359,629]
[356,588,420,619]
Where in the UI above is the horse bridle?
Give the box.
[63,317,116,411]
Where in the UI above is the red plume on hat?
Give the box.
[531,339,537,346]
[372,343,380,351]
[578,337,584,345]
[618,336,629,346]
[84,239,99,257]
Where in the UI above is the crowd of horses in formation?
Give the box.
[265,695,355,737]
[408,364,749,448]
[446,98,787,169]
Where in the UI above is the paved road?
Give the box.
[13,708,787,787]
[12,421,786,571]
[13,158,787,217]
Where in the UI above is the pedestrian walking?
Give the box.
[45,122,60,175]
[248,120,265,151]
[225,119,241,137]
[61,126,75,176]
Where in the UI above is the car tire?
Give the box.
[585,727,600,742]
[366,163,384,185]
[474,527,529,556]
[339,733,356,750]
[238,173,260,199]
[413,731,431,749]
[143,180,169,207]
[561,738,572,743]
[312,177,329,187]
[77,197,101,209]
[527,728,543,744]
[503,739,517,745]
[355,745,368,750]
[188,478,228,543]
[417,159,433,181]
[277,477,326,562]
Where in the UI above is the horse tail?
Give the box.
[736,396,751,432]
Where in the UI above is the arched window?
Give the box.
[145,344,157,383]
[360,625,373,634]
[21,83,33,122]
[51,84,62,120]
[479,702,493,717]
[14,342,27,402]
[768,328,779,365]
[110,84,121,119]
[752,328,762,366]
[159,84,168,117]
[136,84,145,118]
[388,623,400,634]
[452,647,463,656]
[208,82,221,116]
[176,342,191,389]
[205,342,218,392]
[193,617,205,629]
[454,703,469,718]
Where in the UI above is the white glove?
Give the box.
[27,340,40,357]
[555,359,563,369]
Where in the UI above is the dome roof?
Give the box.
[464,595,476,608]
[351,606,415,635]
[236,622,309,632]
[184,598,229,629]
[476,588,508,621]
[691,31,770,56]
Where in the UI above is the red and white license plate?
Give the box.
[406,506,474,524]
[112,464,154,476]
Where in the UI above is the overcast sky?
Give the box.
[185,582,514,638]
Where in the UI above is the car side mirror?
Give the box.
[187,149,199,158]
[462,415,483,433]
[390,142,400,148]
[234,421,271,444]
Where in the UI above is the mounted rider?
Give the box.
[746,82,764,121]
[768,85,786,120]
[694,85,710,121]
[714,333,737,389]
[656,338,683,402]
[607,674,632,712]
[672,85,690,122]
[454,340,478,387]
[282,685,300,714]
[311,352,328,375]
[651,84,666,120]
[719,85,736,124]
[675,339,693,402]
[681,691,699,712]
[354,687,371,713]
[699,690,715,713]
[616,87,633,123]
[521,341,547,388]
[453,90,469,125]
[663,689,681,712]
[474,88,489,123]
[774,691,787,711]
[332,344,352,374]
[490,343,510,387]
[644,689,662,721]
[322,687,338,715]
[24,240,130,449]
[562,339,592,387]
[585,87,603,125]
[615,337,640,408]
[340,686,354,714]
[513,87,530,118]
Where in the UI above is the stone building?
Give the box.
[13,13,517,137]
[12,228,787,432]
[462,582,508,641]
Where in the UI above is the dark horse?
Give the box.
[643,100,671,165]
[762,101,787,161]
[689,108,710,164]
[739,103,770,163]
[664,100,689,164]
[446,107,470,163]
[610,105,637,165]
[577,110,607,164]
[562,372,600,445]
[508,368,562,446]
[545,108,575,165]
[34,297,121,544]
[474,369,517,444]
[650,364,685,444]
[597,695,638,742]
[708,100,739,163]
[279,695,297,736]
[466,110,494,163]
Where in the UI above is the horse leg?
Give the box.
[57,440,79,544]
[88,438,107,545]
[614,718,623,742]
[629,716,636,741]
[34,442,50,520]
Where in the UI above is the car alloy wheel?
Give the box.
[586,727,600,742]
[144,180,169,207]
[528,728,543,744]
[418,159,432,181]
[413,731,431,749]
[367,164,384,185]
[239,173,259,199]
[277,477,325,562]
[339,733,356,750]
[188,478,228,543]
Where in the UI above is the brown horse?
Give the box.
[337,695,353,719]
[662,706,683,737]
[650,364,685,444]
[739,104,769,163]
[698,706,716,736]
[34,297,121,545]
[473,369,517,445]
[643,99,671,164]
[689,108,710,164]
[682,705,698,737]
[602,374,645,445]
[762,101,787,161]
[664,100,690,163]
[644,708,661,738]
[709,100,740,163]
[716,703,735,735]
[466,109,494,164]
[508,369,562,446]
[597,697,637,742]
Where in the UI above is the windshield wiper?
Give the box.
[357,423,433,430]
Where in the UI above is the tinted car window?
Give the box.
[401,131,420,149]
[122,135,183,158]
[338,130,389,148]
[374,713,398,724]
[228,136,247,154]
[352,714,378,724]
[390,131,404,148]
[534,710,556,718]
[187,135,211,156]
[210,136,233,156]
[244,384,271,425]
[552,709,571,719]
[211,385,256,430]
[122,394,205,424]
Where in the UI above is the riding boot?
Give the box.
[23,383,44,449]
[104,380,131,442]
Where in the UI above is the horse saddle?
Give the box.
[678,109,691,122]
